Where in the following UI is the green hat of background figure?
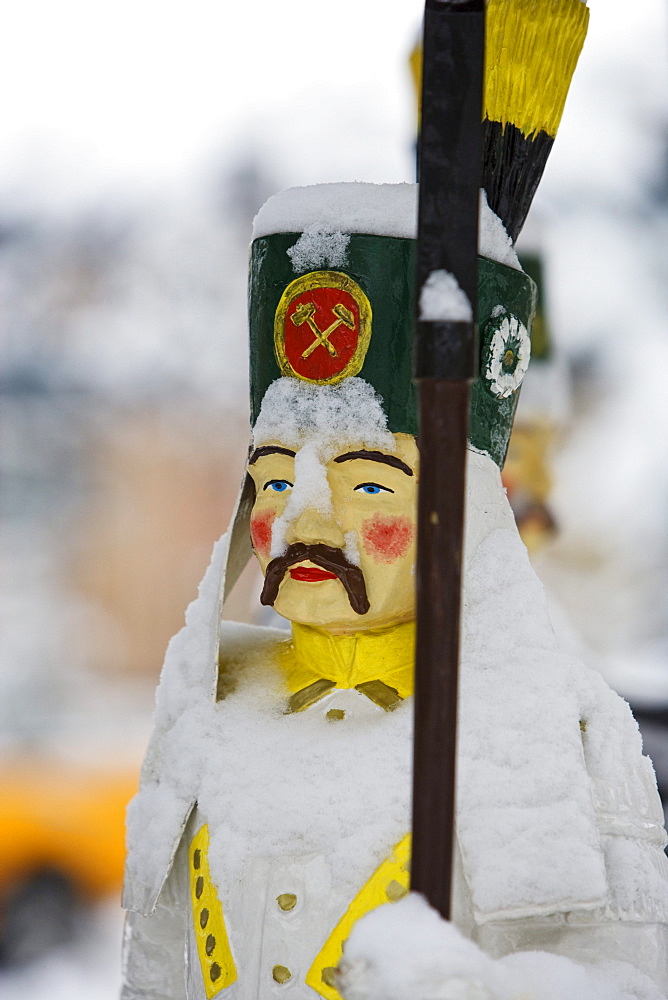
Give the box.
[249,184,536,468]
[518,252,550,361]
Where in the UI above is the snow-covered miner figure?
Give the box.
[121,8,668,1000]
[121,177,668,1000]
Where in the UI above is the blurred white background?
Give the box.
[0,0,666,995]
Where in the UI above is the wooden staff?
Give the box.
[411,0,485,921]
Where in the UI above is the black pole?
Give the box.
[411,0,484,921]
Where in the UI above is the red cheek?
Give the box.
[250,510,274,558]
[361,515,414,563]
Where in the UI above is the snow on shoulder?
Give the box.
[253,183,521,271]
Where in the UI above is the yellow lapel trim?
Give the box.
[305,834,411,1000]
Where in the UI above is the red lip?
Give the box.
[289,566,338,583]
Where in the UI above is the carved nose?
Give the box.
[285,509,345,549]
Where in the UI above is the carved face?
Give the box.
[247,434,418,633]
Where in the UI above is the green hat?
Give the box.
[249,183,536,468]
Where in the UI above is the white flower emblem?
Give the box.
[485,314,531,398]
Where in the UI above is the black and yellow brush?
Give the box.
[410,0,589,242]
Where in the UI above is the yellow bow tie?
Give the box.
[279,621,415,713]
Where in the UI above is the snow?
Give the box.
[252,377,397,557]
[128,613,414,915]
[457,475,667,924]
[268,441,334,558]
[204,653,414,912]
[339,894,666,1000]
[123,532,231,912]
[253,182,419,241]
[477,190,520,270]
[419,270,473,322]
[253,184,522,270]
[458,527,608,920]
[287,227,350,272]
[252,376,395,457]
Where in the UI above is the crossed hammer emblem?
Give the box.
[291,301,356,359]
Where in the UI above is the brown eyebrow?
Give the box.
[333,450,414,477]
[248,445,296,465]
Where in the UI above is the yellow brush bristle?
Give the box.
[411,0,589,138]
[485,0,589,138]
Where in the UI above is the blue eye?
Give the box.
[264,479,293,492]
[354,482,393,495]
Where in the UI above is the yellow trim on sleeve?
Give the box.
[189,824,237,997]
[305,835,411,1000]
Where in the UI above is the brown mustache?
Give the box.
[260,542,370,615]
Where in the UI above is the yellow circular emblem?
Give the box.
[274,271,372,385]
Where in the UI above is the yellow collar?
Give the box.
[279,620,415,700]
